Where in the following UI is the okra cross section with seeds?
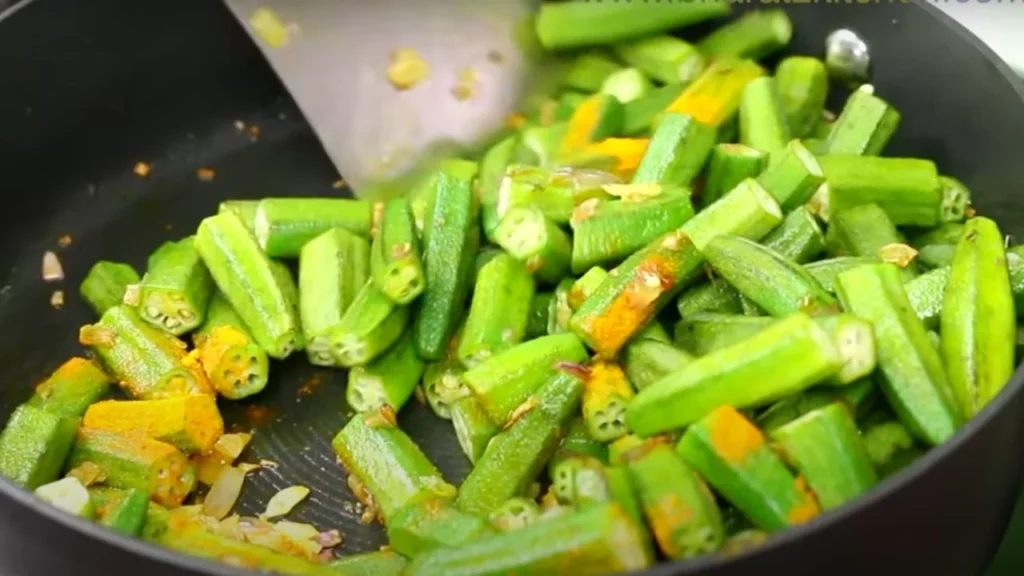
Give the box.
[137,236,213,335]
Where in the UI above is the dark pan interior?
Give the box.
[1,0,1024,575]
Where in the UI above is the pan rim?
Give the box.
[0,1,1022,575]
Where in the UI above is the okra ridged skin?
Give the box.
[0,405,79,489]
[911,222,964,269]
[835,263,962,445]
[803,256,879,294]
[195,211,300,359]
[562,52,622,93]
[157,527,337,576]
[738,77,789,154]
[137,236,213,335]
[697,9,792,61]
[824,87,901,156]
[547,279,574,335]
[702,144,767,208]
[631,112,716,186]
[665,58,766,128]
[774,56,829,139]
[27,357,113,418]
[757,379,877,433]
[252,197,372,258]
[456,372,583,517]
[702,235,838,317]
[628,312,842,436]
[387,497,495,557]
[570,187,695,273]
[92,487,150,536]
[69,428,195,508]
[406,502,653,576]
[613,35,705,86]
[372,198,426,304]
[622,338,694,392]
[332,281,409,367]
[622,84,687,136]
[463,333,587,425]
[451,396,500,464]
[83,305,212,399]
[346,332,425,414]
[526,292,553,338]
[676,278,743,317]
[755,140,825,212]
[861,419,922,479]
[496,206,572,285]
[217,200,259,232]
[624,441,725,558]
[298,227,370,366]
[940,217,1016,419]
[479,135,520,243]
[80,260,141,317]
[760,206,826,264]
[561,94,624,154]
[907,246,1024,327]
[327,550,408,576]
[82,395,223,455]
[569,266,610,310]
[816,155,942,227]
[770,403,878,511]
[332,407,457,523]
[581,361,636,442]
[825,202,918,281]
[551,418,610,471]
[268,259,304,352]
[674,313,772,356]
[677,406,821,532]
[192,293,269,399]
[458,253,535,368]
[415,159,480,360]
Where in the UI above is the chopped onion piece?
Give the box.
[78,325,116,347]
[195,453,230,485]
[262,485,310,519]
[42,251,64,282]
[214,433,252,461]
[203,466,246,520]
[238,463,261,474]
[274,520,320,540]
[66,462,105,486]
[315,529,343,548]
[50,290,64,309]
[878,243,919,268]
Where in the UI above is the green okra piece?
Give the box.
[451,396,500,464]
[631,112,717,186]
[601,68,654,104]
[479,135,521,243]
[137,236,213,335]
[629,313,842,436]
[536,0,731,51]
[140,502,170,540]
[489,497,541,532]
[371,198,425,304]
[939,175,972,223]
[82,395,222,455]
[825,202,919,281]
[701,234,838,317]
[770,403,878,511]
[82,305,211,399]
[556,92,587,122]
[526,291,553,339]
[814,156,941,227]
[192,292,269,399]
[677,406,821,532]
[387,497,495,557]
[217,200,259,231]
[861,420,922,478]
[571,178,783,358]
[332,406,457,523]
[495,165,617,226]
[673,313,772,356]
[702,144,767,208]
[415,159,480,360]
[824,86,901,156]
[91,487,150,536]
[622,83,688,136]
[562,52,622,92]
[407,501,653,575]
[676,277,744,317]
[268,259,304,351]
[547,279,574,334]
[614,35,705,86]
[297,227,370,366]
[836,263,962,445]
[463,333,588,425]
[68,428,195,508]
[456,371,584,516]
[471,247,504,287]
[252,197,372,258]
[520,123,568,168]
[761,206,826,264]
[550,419,610,477]
[803,256,880,294]
[624,440,724,558]
[911,222,964,269]
[579,361,636,442]
[35,477,95,519]
[0,404,79,489]
[755,140,825,212]
[757,379,877,433]
[422,364,464,420]
[346,332,425,414]
[774,56,829,139]
[558,459,644,530]
[664,58,766,128]
[458,254,536,368]
[698,9,792,62]
[328,551,408,576]
[738,77,789,154]
[814,314,878,386]
[27,357,112,418]
[157,528,337,576]
[80,260,141,317]
[495,206,572,285]
[561,94,625,154]
[195,211,300,358]
[569,266,610,311]
[940,217,1016,419]
[622,338,694,392]
[408,172,437,237]
[569,186,695,274]
[332,281,409,367]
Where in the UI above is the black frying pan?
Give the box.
[0,1,1023,575]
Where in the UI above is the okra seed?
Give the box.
[146,306,161,317]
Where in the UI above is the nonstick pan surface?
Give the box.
[1,1,1024,575]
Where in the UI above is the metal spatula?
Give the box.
[223,0,547,197]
